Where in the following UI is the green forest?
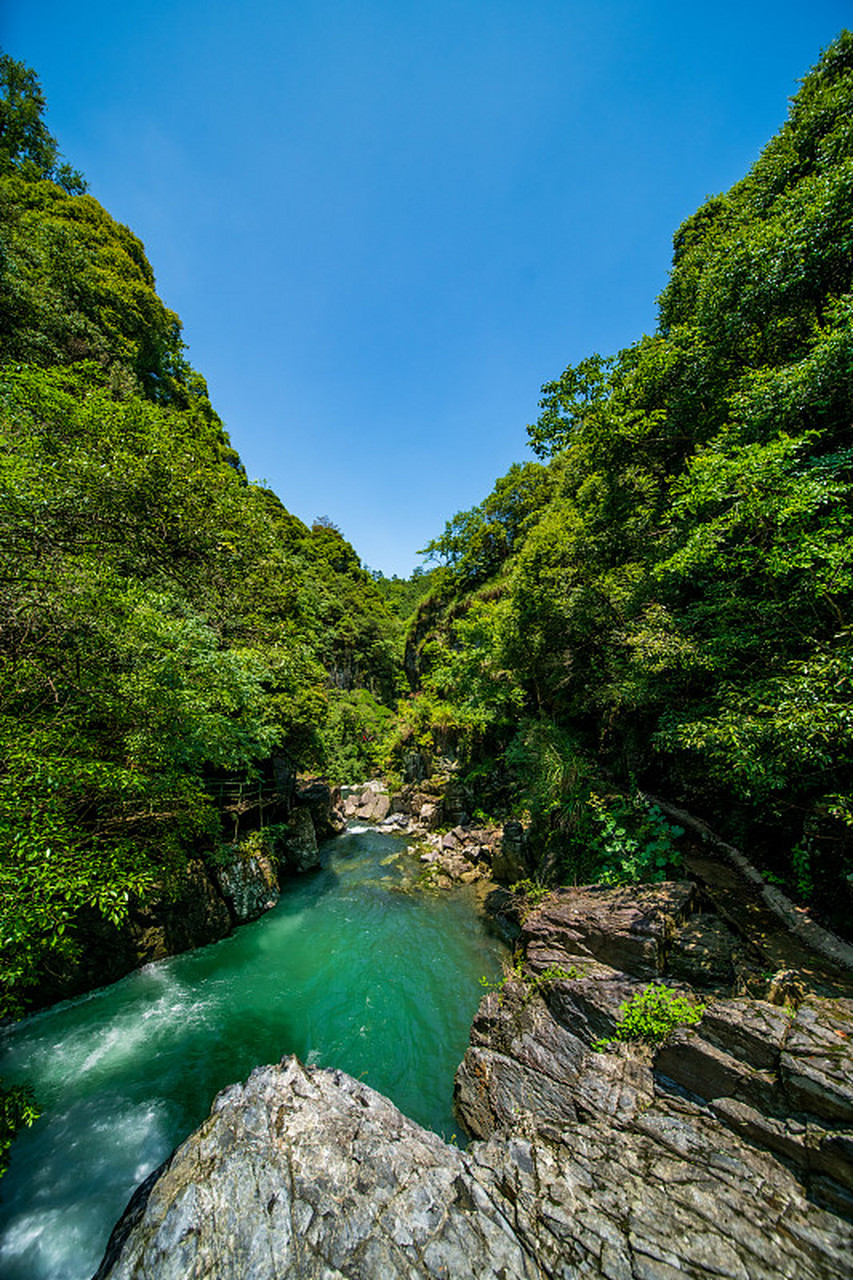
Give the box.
[0,52,412,1027]
[1,33,852,1151]
[402,32,853,909]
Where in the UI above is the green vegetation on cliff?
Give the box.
[0,52,399,1018]
[2,28,852,1027]
[402,33,853,914]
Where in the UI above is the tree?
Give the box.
[0,52,86,192]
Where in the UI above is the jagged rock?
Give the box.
[278,806,320,873]
[457,971,654,1137]
[96,1054,853,1280]
[457,882,853,1256]
[213,843,280,922]
[781,995,853,1123]
[297,780,347,838]
[522,881,695,978]
[95,880,853,1279]
[126,860,232,964]
[94,1058,539,1280]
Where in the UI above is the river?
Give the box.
[0,823,506,1280]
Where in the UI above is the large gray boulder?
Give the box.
[93,1057,538,1280]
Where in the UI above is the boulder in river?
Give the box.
[94,1057,539,1280]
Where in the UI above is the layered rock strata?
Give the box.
[96,881,853,1279]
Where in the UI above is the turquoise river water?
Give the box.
[0,824,506,1280]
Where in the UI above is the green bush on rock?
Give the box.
[593,985,705,1052]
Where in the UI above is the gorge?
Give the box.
[2,29,853,1280]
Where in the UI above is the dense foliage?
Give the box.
[2,30,852,1159]
[406,33,853,913]
[0,53,400,1020]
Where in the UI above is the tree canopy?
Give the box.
[403,31,853,916]
[0,51,402,1017]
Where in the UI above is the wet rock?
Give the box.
[96,877,853,1279]
[126,861,232,964]
[278,806,320,873]
[212,842,280,922]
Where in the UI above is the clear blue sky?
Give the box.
[3,1,849,576]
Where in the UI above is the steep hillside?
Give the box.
[0,52,399,1019]
[403,33,853,918]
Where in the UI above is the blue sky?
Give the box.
[3,1,849,575]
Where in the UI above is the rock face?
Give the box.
[30,859,236,1007]
[95,1058,539,1280]
[296,780,348,840]
[278,804,321,873]
[212,843,280,922]
[95,1048,853,1280]
[456,882,853,1263]
[95,882,853,1279]
[27,775,347,1011]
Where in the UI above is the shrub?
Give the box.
[593,984,704,1051]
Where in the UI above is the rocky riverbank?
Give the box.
[344,776,531,888]
[94,862,853,1278]
[28,778,347,1011]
